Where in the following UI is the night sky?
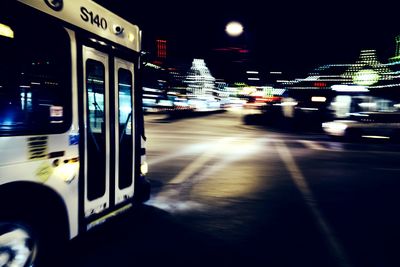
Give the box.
[95,0,399,80]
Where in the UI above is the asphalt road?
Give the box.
[65,109,400,267]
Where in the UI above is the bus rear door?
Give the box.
[82,45,136,224]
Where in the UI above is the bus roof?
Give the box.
[18,0,141,52]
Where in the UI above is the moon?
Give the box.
[225,21,243,37]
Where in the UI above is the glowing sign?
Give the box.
[353,69,380,86]
[313,82,327,87]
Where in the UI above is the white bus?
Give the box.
[0,0,150,266]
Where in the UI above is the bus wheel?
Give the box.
[0,222,38,267]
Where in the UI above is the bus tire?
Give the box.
[0,218,60,267]
[0,221,38,267]
[0,186,69,267]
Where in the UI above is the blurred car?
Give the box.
[143,98,158,113]
[157,99,174,108]
[188,98,208,111]
[188,96,221,111]
[322,111,400,141]
[172,97,193,111]
[227,97,246,108]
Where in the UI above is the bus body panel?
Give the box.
[17,0,140,52]
[0,132,80,239]
[82,46,111,218]
[114,58,136,205]
[1,1,147,254]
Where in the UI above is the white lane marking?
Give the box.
[298,140,327,151]
[168,137,237,184]
[275,141,353,267]
[147,137,265,212]
[147,142,214,166]
[186,138,265,185]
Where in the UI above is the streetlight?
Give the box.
[225,21,243,37]
[223,21,247,84]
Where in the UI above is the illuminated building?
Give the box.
[342,50,392,87]
[141,61,169,109]
[185,59,216,97]
[215,80,229,99]
[283,49,393,90]
[167,63,190,98]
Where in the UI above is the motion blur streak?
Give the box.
[146,136,264,213]
[298,139,328,151]
[274,141,352,267]
[147,142,215,165]
[168,137,237,184]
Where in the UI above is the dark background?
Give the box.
[95,0,400,80]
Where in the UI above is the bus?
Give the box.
[0,0,150,266]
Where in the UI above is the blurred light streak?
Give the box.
[299,107,318,111]
[298,140,327,151]
[362,135,390,139]
[358,102,377,108]
[331,85,369,92]
[148,142,214,165]
[311,96,327,102]
[322,121,348,136]
[273,101,298,106]
[146,196,204,213]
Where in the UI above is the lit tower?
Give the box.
[185,59,216,97]
[342,49,391,85]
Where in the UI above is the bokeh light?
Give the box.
[225,21,243,37]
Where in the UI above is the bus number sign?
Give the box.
[80,7,108,30]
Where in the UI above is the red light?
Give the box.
[314,82,326,87]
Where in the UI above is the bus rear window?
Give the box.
[0,12,71,135]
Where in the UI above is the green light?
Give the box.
[234,82,248,87]
[352,69,380,86]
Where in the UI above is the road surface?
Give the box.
[65,109,400,267]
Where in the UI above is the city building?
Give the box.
[185,59,216,97]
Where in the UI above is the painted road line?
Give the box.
[168,137,237,184]
[298,140,328,151]
[275,141,353,267]
[147,137,264,212]
[148,142,214,166]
